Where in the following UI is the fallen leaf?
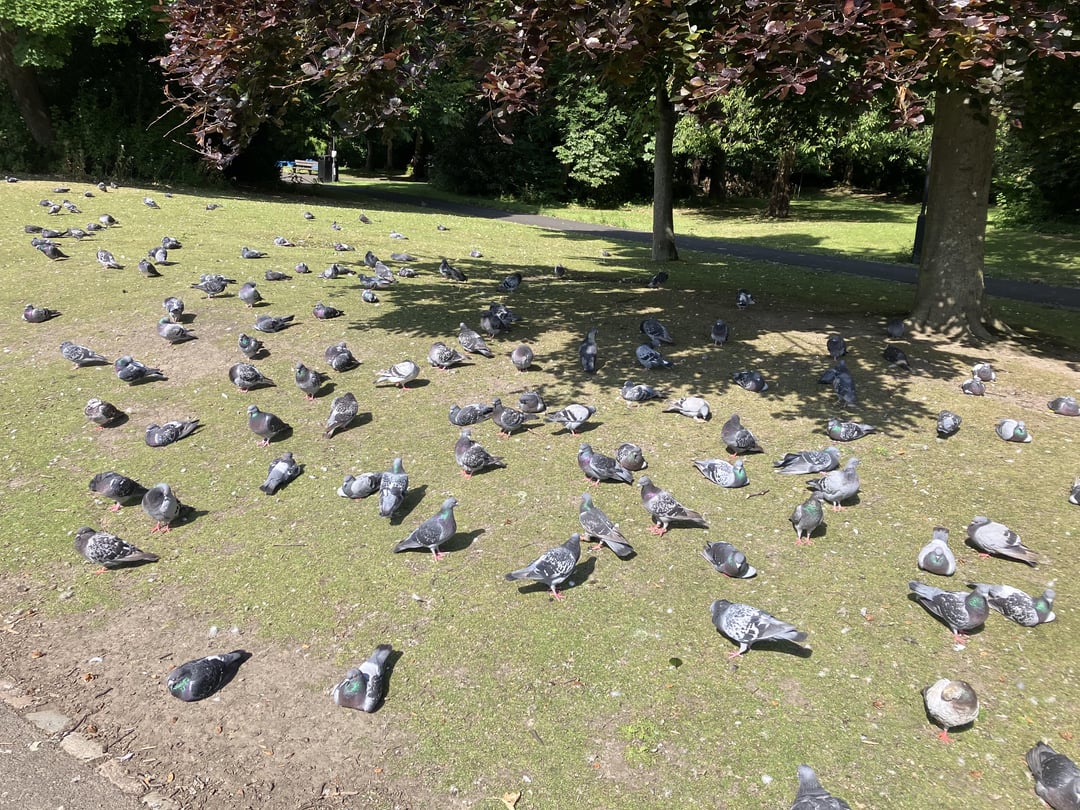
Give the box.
[1062,731,1074,741]
[502,790,521,809]
[29,650,44,659]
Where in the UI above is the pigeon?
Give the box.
[294,363,329,399]
[936,410,962,438]
[721,413,762,454]
[488,302,520,329]
[84,398,122,428]
[167,651,249,702]
[731,370,768,392]
[265,270,292,281]
[337,472,382,500]
[74,527,158,570]
[701,541,756,578]
[157,318,197,343]
[996,418,1032,443]
[510,344,534,372]
[375,360,420,388]
[397,266,417,278]
[885,317,906,338]
[23,304,60,322]
[333,241,355,252]
[638,475,708,535]
[454,429,506,478]
[710,599,806,657]
[1026,742,1080,810]
[389,252,415,263]
[640,317,674,347]
[240,246,266,259]
[393,497,458,560]
[457,323,493,357]
[229,363,275,392]
[145,419,200,448]
[972,362,996,381]
[578,444,633,485]
[303,211,315,220]
[825,418,876,442]
[321,263,351,279]
[358,212,371,223]
[428,341,465,370]
[709,319,729,347]
[789,764,852,810]
[260,451,300,495]
[449,403,494,426]
[645,270,668,288]
[1071,478,1080,507]
[142,483,181,532]
[163,297,184,323]
[143,196,160,208]
[806,457,860,511]
[438,258,466,282]
[313,302,343,320]
[579,327,599,373]
[331,645,393,713]
[517,391,547,414]
[960,378,986,396]
[735,289,756,309]
[615,443,647,472]
[635,343,674,369]
[100,213,118,226]
[908,580,989,644]
[492,398,530,437]
[826,334,847,361]
[1048,396,1080,416]
[115,355,164,384]
[970,583,1055,626]
[190,276,228,297]
[965,515,1038,565]
[272,236,295,247]
[138,259,161,277]
[917,527,957,576]
[833,373,857,407]
[578,493,633,557]
[254,314,294,333]
[664,397,710,421]
[325,341,360,371]
[883,344,910,369]
[497,271,523,293]
[247,404,290,446]
[692,458,749,488]
[89,472,148,511]
[60,341,108,368]
[789,492,826,545]
[505,533,581,599]
[378,458,409,518]
[773,448,840,475]
[237,333,264,359]
[96,248,122,269]
[361,289,379,304]
[390,230,407,240]
[545,404,596,435]
[149,246,168,264]
[324,393,358,438]
[620,380,663,404]
[922,678,979,743]
[37,242,69,261]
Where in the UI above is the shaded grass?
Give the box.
[1,178,1079,808]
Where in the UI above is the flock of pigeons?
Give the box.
[17,177,1080,808]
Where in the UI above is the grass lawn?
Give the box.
[1,176,1078,809]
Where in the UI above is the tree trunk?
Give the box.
[910,88,996,341]
[767,145,795,218]
[651,79,678,262]
[0,29,54,149]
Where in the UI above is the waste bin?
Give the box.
[318,155,335,183]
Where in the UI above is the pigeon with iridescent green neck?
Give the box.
[505,533,581,599]
[917,527,956,576]
[701,541,755,578]
[970,583,1055,626]
[332,645,392,712]
[692,458,748,488]
[294,362,329,399]
[75,527,158,569]
[167,651,250,702]
[393,497,458,560]
[710,599,806,658]
[995,418,1032,443]
[825,418,875,442]
[789,492,825,545]
[578,493,633,558]
[773,447,839,475]
[908,580,989,645]
[638,475,707,535]
[378,458,409,518]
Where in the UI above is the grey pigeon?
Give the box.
[883,344,910,369]
[638,475,708,535]
[96,248,122,269]
[479,311,506,338]
[488,301,520,329]
[635,343,674,369]
[517,391,547,414]
[709,319,729,347]
[260,450,300,495]
[378,458,409,518]
[917,527,957,576]
[806,457,860,511]
[454,429,505,478]
[23,303,60,322]
[789,492,826,545]
[74,527,158,570]
[692,458,748,488]
[773,447,840,475]
[546,403,596,435]
[325,341,360,371]
[149,246,168,264]
[229,362,275,392]
[294,362,329,399]
[790,764,852,810]
[578,493,633,557]
[331,645,393,713]
[885,317,905,338]
[457,323,493,357]
[578,444,633,485]
[190,275,228,297]
[142,483,181,533]
[965,515,1038,565]
[615,443,647,472]
[620,380,663,404]
[438,258,466,282]
[825,418,875,442]
[240,246,266,259]
[664,396,710,421]
[579,327,599,373]
[818,358,849,386]
[89,472,148,511]
[303,211,315,220]
[826,334,847,361]
[254,313,294,333]
[492,397,530,437]
[449,402,494,426]
[84,397,121,428]
[1027,742,1080,810]
[735,288,755,309]
[393,497,458,560]
[972,362,996,381]
[273,235,294,247]
[1048,396,1080,416]
[970,583,1055,626]
[238,333,264,359]
[496,271,522,293]
[163,296,184,322]
[1071,478,1080,506]
[510,344,534,372]
[922,678,979,743]
[640,317,673,347]
[324,392,358,438]
[710,599,806,657]
[996,418,1032,443]
[701,541,756,578]
[139,259,160,278]
[115,355,164,384]
[145,419,200,448]
[37,242,69,261]
[428,341,465,370]
[157,318,196,343]
[60,341,108,368]
[908,579,989,644]
[247,404,290,446]
[265,270,292,281]
[833,372,858,407]
[645,270,668,288]
[167,651,249,702]
[505,533,582,599]
[936,410,962,438]
[721,413,762,455]
[338,472,382,500]
[553,263,567,278]
[360,289,379,304]
[960,378,986,396]
[143,196,160,208]
[313,302,343,320]
[375,360,420,388]
[731,370,768,392]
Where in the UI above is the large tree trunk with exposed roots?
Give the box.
[0,29,54,149]
[651,79,678,262]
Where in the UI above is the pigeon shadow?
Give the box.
[745,639,814,658]
[264,425,294,444]
[170,505,210,529]
[442,528,485,554]
[549,421,602,437]
[206,650,252,697]
[126,375,168,386]
[313,381,337,398]
[98,413,130,429]
[389,484,428,526]
[588,541,637,561]
[905,594,987,638]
